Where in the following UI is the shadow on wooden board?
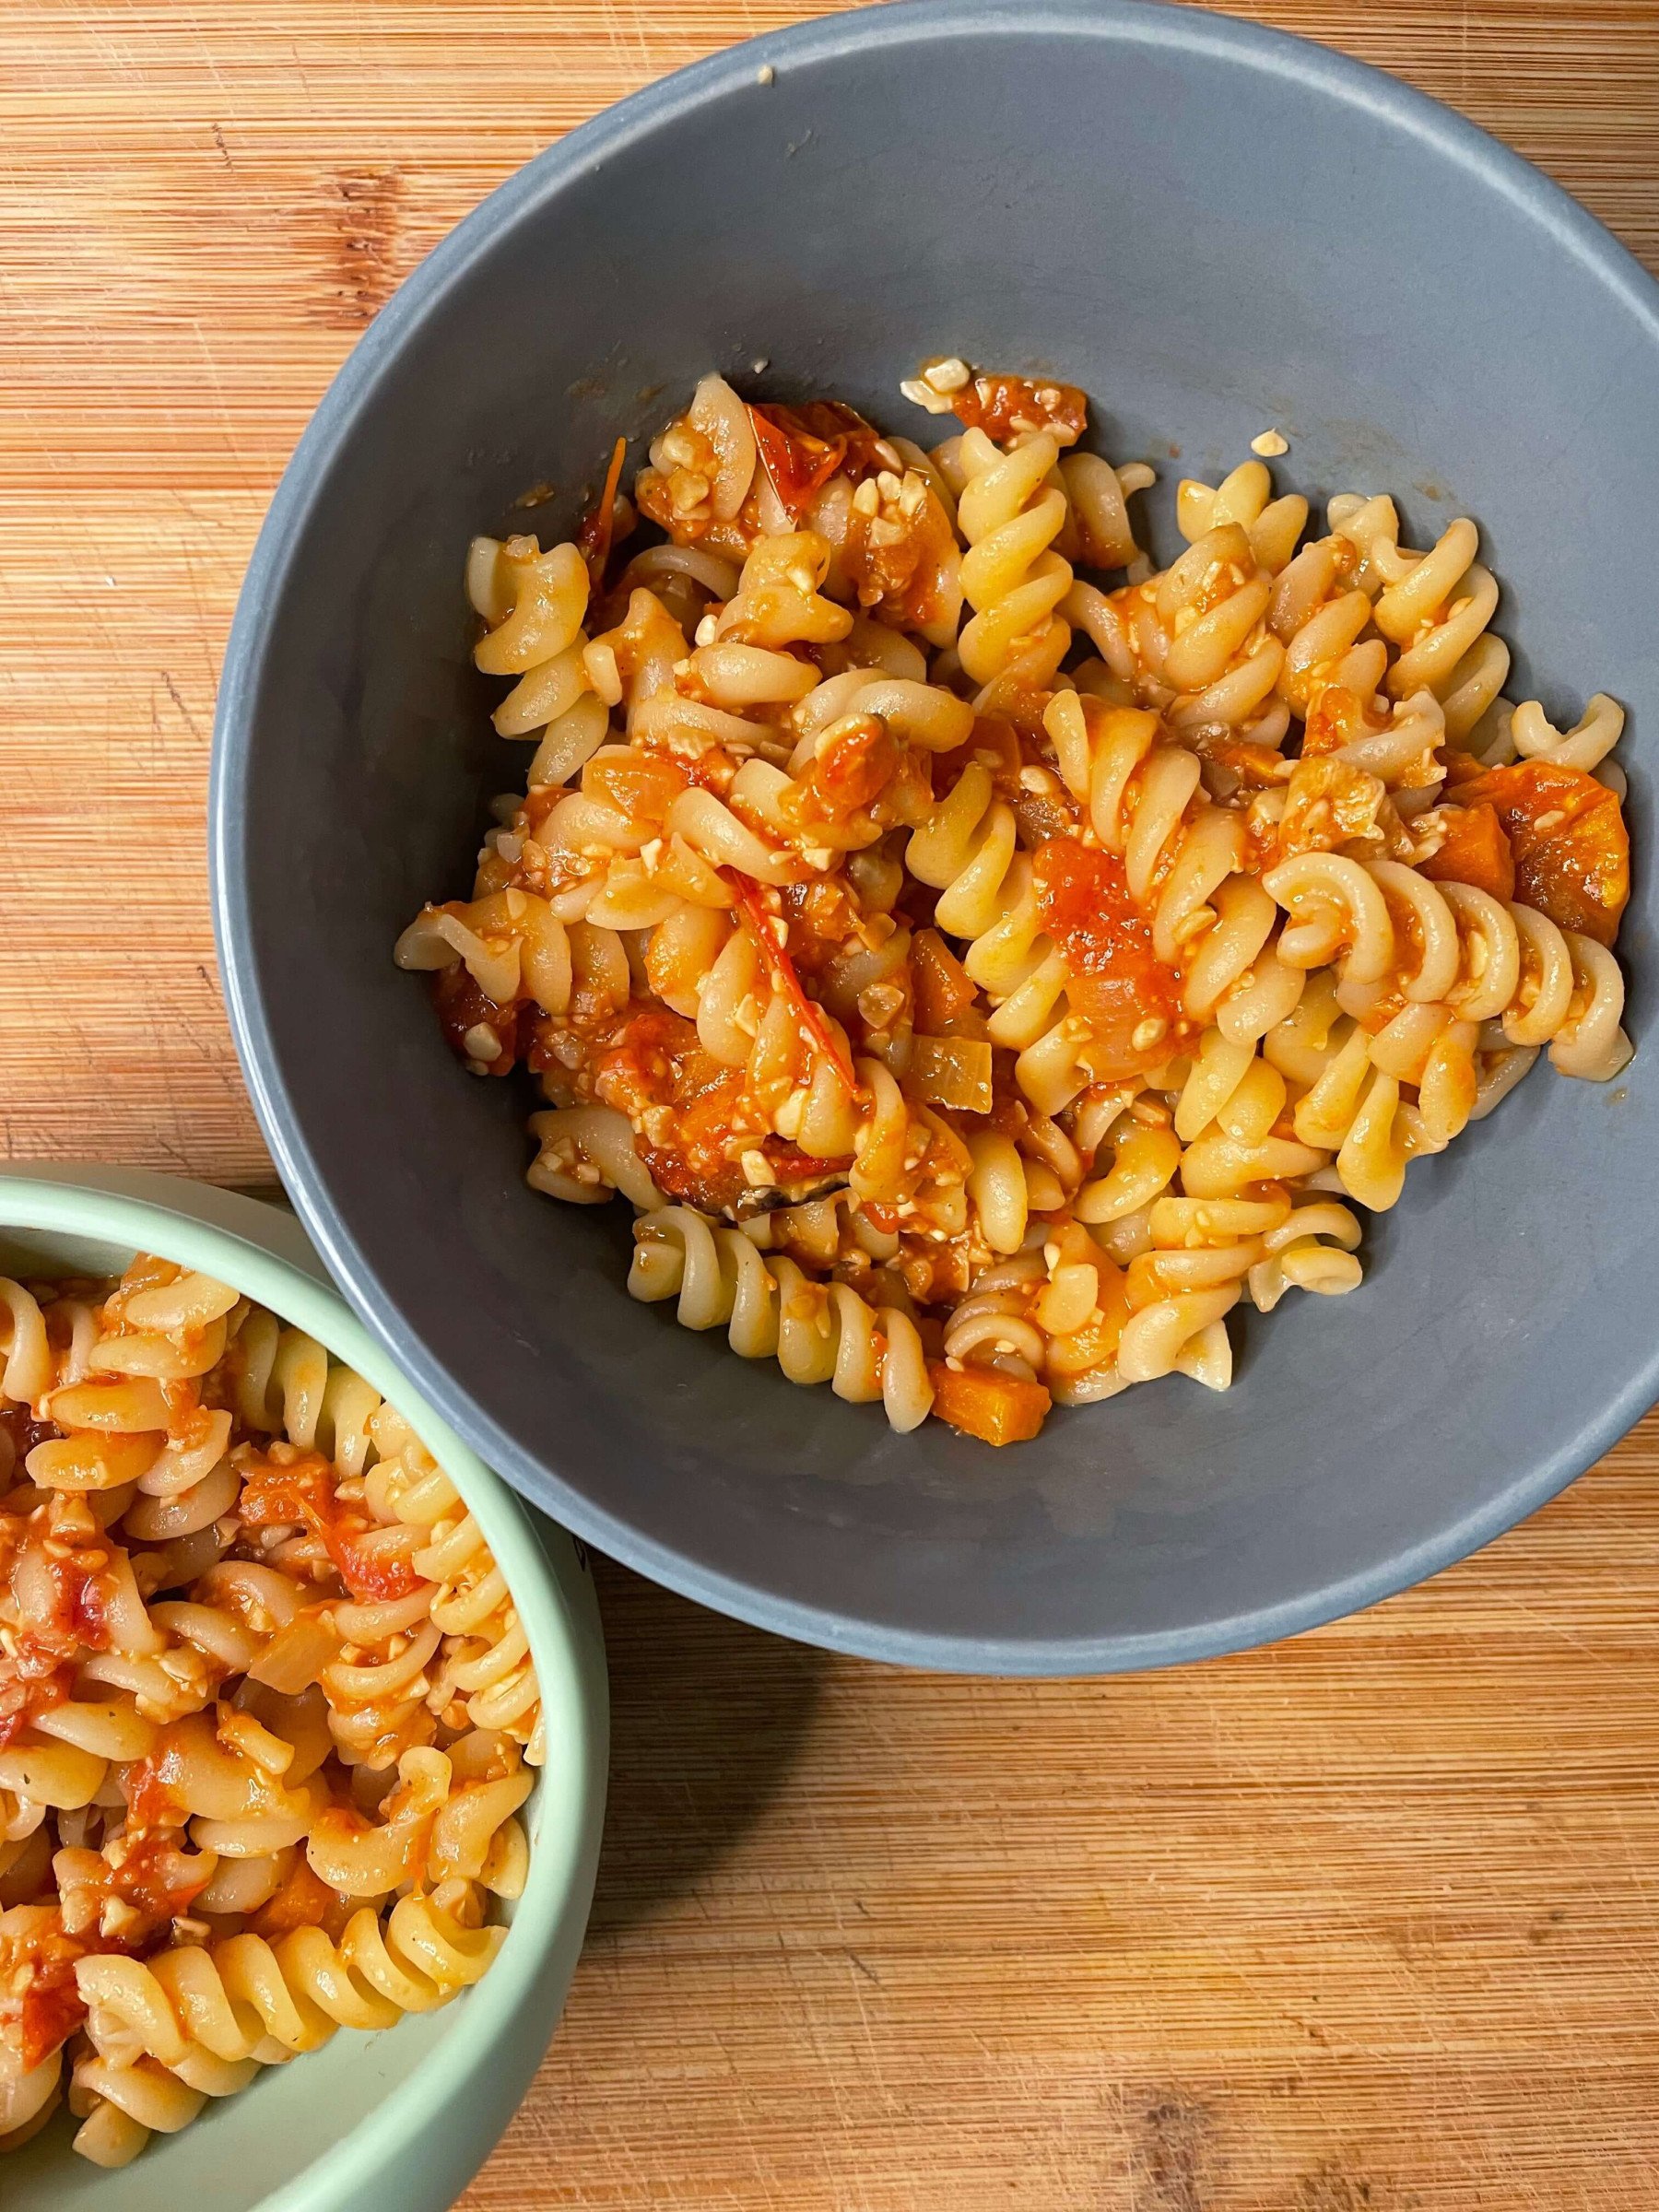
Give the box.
[587,1552,825,1935]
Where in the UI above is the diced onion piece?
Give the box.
[907,1035,994,1114]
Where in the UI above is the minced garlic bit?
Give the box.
[1250,429,1289,458]
[899,355,972,416]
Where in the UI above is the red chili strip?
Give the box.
[577,435,628,585]
[725,870,863,1100]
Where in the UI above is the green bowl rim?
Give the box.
[0,1162,607,2211]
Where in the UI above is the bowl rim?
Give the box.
[211,0,1659,1675]
[0,1163,607,2209]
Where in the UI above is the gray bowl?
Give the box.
[212,0,1659,1673]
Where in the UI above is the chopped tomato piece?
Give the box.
[1418,801,1515,902]
[576,435,627,585]
[927,1362,1052,1446]
[785,714,900,827]
[1270,757,1387,866]
[11,1938,88,2072]
[1454,760,1629,945]
[238,1451,422,1604]
[911,927,978,1033]
[1033,838,1188,1077]
[124,1726,190,1834]
[747,401,884,520]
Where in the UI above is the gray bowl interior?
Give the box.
[214,0,1659,1671]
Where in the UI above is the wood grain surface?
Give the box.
[4,3,1659,2205]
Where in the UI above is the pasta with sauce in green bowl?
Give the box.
[0,1165,605,2212]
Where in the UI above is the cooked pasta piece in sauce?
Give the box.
[0,1259,541,2166]
[398,358,1632,1446]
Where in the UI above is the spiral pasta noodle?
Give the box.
[0,1258,542,2167]
[952,426,1075,696]
[397,359,1633,1447]
[629,1204,934,1431]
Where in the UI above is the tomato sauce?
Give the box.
[113,1834,213,1922]
[778,712,930,841]
[238,1450,422,1604]
[252,1852,351,1941]
[3,1843,209,2067]
[748,401,885,520]
[53,1553,114,1653]
[124,1724,189,1834]
[17,1954,87,2074]
[587,1006,753,1214]
[583,747,692,824]
[1033,839,1189,1077]
[0,1497,123,1747]
[589,1004,847,1216]
[431,962,521,1074]
[1300,682,1387,759]
[785,715,898,828]
[0,1656,73,1751]
[64,1825,214,1936]
[947,372,1088,448]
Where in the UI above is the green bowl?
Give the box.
[0,1163,607,2212]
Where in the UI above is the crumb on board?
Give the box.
[1250,428,1289,457]
[757,63,775,85]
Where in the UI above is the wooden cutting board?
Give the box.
[4,4,1659,2204]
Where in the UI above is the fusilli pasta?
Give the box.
[395,361,1633,1447]
[0,1259,542,2167]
